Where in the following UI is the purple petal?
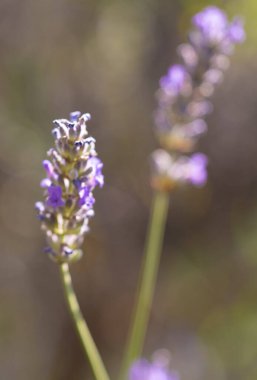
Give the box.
[129,359,179,380]
[87,156,104,188]
[129,360,150,380]
[42,159,58,180]
[187,153,208,186]
[228,18,245,43]
[160,65,188,95]
[193,6,228,43]
[70,111,81,122]
[79,186,95,207]
[46,185,65,208]
[40,178,52,188]
[35,202,45,213]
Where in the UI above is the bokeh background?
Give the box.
[0,0,257,379]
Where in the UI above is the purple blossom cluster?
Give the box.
[152,150,208,191]
[129,357,179,380]
[152,6,245,191]
[35,111,104,263]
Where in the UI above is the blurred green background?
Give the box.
[0,0,257,379]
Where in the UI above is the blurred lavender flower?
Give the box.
[193,6,229,44]
[159,65,190,96]
[151,149,207,191]
[35,111,104,263]
[152,6,245,191]
[192,6,245,46]
[129,354,179,380]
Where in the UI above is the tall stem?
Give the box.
[59,263,110,380]
[119,190,170,379]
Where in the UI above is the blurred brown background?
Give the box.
[0,0,256,379]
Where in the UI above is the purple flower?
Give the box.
[228,18,245,43]
[46,185,65,208]
[87,156,104,188]
[192,6,245,47]
[40,178,52,188]
[43,160,57,179]
[160,65,189,95]
[152,6,244,191]
[70,111,81,122]
[36,111,104,263]
[35,202,45,213]
[186,153,208,186]
[193,6,228,44]
[151,150,208,189]
[129,359,179,380]
[79,186,95,207]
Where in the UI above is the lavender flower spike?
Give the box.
[35,112,104,263]
[152,6,245,191]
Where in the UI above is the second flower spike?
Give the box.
[152,6,245,191]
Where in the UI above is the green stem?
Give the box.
[119,190,170,379]
[59,263,110,380]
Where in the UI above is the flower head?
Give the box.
[153,6,245,191]
[192,7,245,47]
[193,6,228,44]
[35,112,104,263]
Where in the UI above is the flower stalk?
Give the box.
[120,190,169,379]
[60,263,110,380]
